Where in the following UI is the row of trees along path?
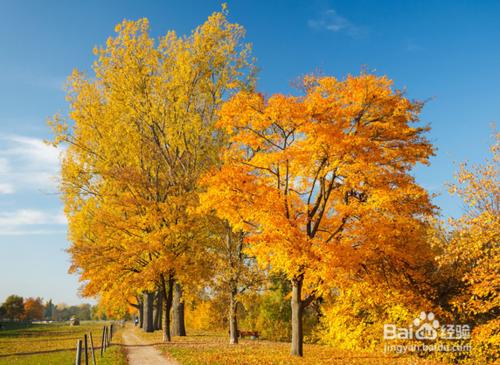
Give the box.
[50,6,437,357]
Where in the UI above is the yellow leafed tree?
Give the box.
[50,7,255,342]
[437,132,499,363]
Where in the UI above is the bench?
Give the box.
[238,330,259,339]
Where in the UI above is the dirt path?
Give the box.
[121,328,178,365]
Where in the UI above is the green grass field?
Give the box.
[0,321,127,365]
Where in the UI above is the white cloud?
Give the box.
[0,209,67,236]
[0,134,67,236]
[308,9,367,38]
[1,135,61,166]
[0,183,14,194]
[0,158,9,173]
[0,134,63,193]
[0,209,66,226]
[0,228,66,236]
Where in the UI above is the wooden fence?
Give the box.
[75,323,113,365]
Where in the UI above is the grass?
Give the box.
[0,321,127,365]
[132,327,445,365]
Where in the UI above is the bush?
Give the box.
[315,283,415,351]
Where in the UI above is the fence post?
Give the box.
[109,323,113,344]
[75,339,82,365]
[89,332,96,365]
[100,326,106,356]
[83,334,89,365]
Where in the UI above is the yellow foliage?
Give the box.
[317,282,417,351]
[436,132,499,364]
[185,301,220,331]
[49,7,255,315]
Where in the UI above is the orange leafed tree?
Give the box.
[22,297,44,321]
[201,74,435,356]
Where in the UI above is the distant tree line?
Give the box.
[0,295,103,322]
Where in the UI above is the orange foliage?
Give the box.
[203,74,435,287]
[22,297,44,321]
[201,73,436,355]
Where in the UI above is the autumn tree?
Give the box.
[22,297,45,321]
[200,216,262,344]
[202,74,435,356]
[436,132,499,362]
[3,295,24,321]
[50,6,255,342]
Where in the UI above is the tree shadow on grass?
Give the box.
[0,348,73,358]
[0,331,83,339]
[0,344,122,358]
[0,336,80,343]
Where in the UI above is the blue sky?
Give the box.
[0,0,498,305]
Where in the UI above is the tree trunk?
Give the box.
[229,289,239,344]
[161,275,174,342]
[154,290,163,330]
[138,297,144,328]
[152,296,158,330]
[142,291,154,333]
[291,277,304,356]
[171,282,186,336]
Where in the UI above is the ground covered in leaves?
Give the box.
[133,327,445,365]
